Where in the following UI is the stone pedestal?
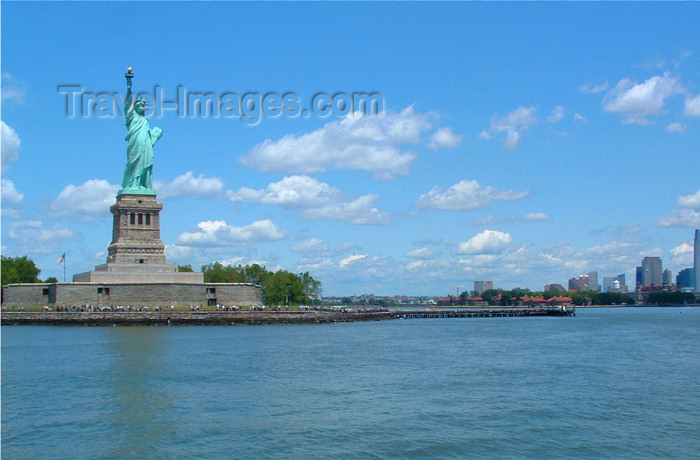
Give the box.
[108,194,166,265]
[73,194,203,283]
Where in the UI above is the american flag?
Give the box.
[57,253,65,264]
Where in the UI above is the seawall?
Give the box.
[0,310,394,326]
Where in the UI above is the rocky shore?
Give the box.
[0,310,395,326]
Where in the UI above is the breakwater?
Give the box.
[0,310,394,326]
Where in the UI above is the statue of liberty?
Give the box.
[118,67,163,195]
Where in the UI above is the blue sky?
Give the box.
[2,2,699,296]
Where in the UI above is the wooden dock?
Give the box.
[393,306,575,319]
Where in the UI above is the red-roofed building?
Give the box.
[463,296,487,306]
[520,296,547,306]
[548,296,573,306]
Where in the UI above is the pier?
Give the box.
[393,306,575,319]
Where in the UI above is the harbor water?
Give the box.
[2,307,699,458]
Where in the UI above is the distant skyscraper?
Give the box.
[663,269,673,287]
[616,274,627,293]
[636,266,644,289]
[641,256,663,287]
[474,280,493,295]
[545,283,566,292]
[602,274,627,293]
[695,230,700,292]
[603,276,616,293]
[588,271,599,292]
[677,268,695,289]
[568,276,588,292]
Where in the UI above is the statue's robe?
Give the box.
[119,96,162,195]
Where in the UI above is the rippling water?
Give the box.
[2,307,699,459]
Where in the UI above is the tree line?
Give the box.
[1,256,58,286]
[646,291,696,305]
[459,288,636,306]
[193,262,322,306]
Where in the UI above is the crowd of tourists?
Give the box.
[3,304,390,313]
[299,305,390,313]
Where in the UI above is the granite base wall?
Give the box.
[1,283,52,307]
[2,282,261,307]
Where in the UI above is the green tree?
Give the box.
[44,277,59,283]
[481,289,499,303]
[501,291,513,306]
[1,255,41,286]
[178,264,194,272]
[201,262,323,306]
[202,262,246,283]
[299,271,322,301]
[647,291,695,305]
[243,264,269,286]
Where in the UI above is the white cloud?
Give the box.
[573,113,587,123]
[523,212,552,221]
[403,258,450,272]
[656,189,700,227]
[684,94,700,116]
[580,82,609,94]
[240,106,431,179]
[472,214,496,226]
[339,254,367,268]
[547,106,566,123]
[457,229,512,255]
[677,189,700,209]
[417,180,530,211]
[1,121,20,174]
[454,237,646,286]
[293,238,330,255]
[603,73,684,124]
[479,106,537,152]
[640,247,664,258]
[176,219,286,246]
[428,127,464,150]
[303,195,389,225]
[217,256,250,267]
[296,258,334,273]
[1,178,23,205]
[230,175,335,209]
[230,175,390,224]
[406,248,434,259]
[1,73,26,104]
[656,209,700,227]
[1,178,24,218]
[655,189,700,227]
[666,122,688,134]
[670,242,694,267]
[47,179,119,220]
[154,171,225,200]
[164,244,195,261]
[642,57,667,69]
[6,220,75,253]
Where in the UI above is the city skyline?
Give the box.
[2,3,700,296]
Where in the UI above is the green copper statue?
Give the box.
[118,67,163,195]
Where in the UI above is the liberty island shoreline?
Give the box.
[0,305,581,326]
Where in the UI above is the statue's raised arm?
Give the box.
[124,67,133,116]
[118,67,162,196]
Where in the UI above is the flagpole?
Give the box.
[64,252,66,282]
